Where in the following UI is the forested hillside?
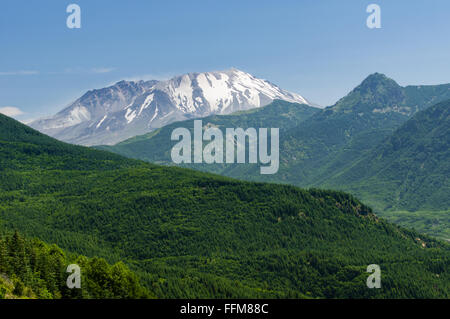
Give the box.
[324,99,450,211]
[0,231,150,299]
[97,100,319,162]
[1,113,449,298]
[98,74,450,197]
[97,75,450,240]
[320,99,450,240]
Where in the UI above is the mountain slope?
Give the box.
[1,113,449,298]
[0,112,134,171]
[324,99,450,212]
[273,74,450,186]
[30,69,310,146]
[97,100,320,162]
[99,74,450,191]
[97,74,450,240]
[29,80,156,141]
[0,231,150,299]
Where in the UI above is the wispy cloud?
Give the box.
[91,67,116,74]
[0,70,39,76]
[20,118,36,125]
[60,67,116,75]
[0,106,24,117]
[0,106,37,123]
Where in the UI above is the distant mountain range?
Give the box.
[30,69,310,146]
[98,73,450,239]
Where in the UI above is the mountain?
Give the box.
[324,99,450,211]
[97,99,320,162]
[2,113,450,298]
[97,74,450,239]
[321,99,450,241]
[30,69,310,146]
[271,73,450,186]
[99,73,450,187]
[29,80,157,145]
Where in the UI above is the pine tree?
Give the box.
[9,231,27,276]
[0,238,9,273]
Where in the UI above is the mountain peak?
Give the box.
[355,73,403,101]
[30,69,309,146]
[359,73,400,89]
[332,73,405,112]
[364,72,389,80]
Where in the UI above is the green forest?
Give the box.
[98,75,450,241]
[0,231,150,299]
[1,112,449,298]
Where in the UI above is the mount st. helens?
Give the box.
[30,69,310,146]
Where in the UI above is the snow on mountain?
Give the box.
[30,80,156,134]
[30,69,310,146]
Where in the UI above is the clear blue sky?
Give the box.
[1,0,449,121]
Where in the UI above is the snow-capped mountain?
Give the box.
[30,68,310,146]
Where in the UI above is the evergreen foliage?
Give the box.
[0,111,449,298]
[98,77,450,240]
[0,231,150,299]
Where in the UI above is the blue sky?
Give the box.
[1,0,449,121]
